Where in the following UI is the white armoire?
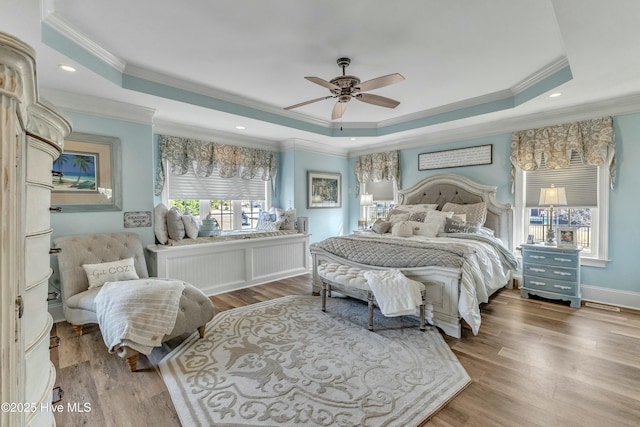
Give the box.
[0,33,71,426]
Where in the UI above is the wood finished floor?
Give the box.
[51,275,640,426]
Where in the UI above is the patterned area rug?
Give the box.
[158,295,470,426]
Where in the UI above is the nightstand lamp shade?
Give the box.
[539,184,567,245]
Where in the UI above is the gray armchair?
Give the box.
[53,232,215,371]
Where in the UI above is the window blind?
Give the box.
[525,154,598,208]
[365,180,395,201]
[167,163,266,200]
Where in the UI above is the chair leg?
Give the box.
[126,353,139,372]
[71,324,83,336]
[198,325,206,338]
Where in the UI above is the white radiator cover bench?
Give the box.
[146,233,310,296]
[317,263,427,331]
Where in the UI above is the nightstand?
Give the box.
[520,244,582,308]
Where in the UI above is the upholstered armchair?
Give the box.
[53,232,215,371]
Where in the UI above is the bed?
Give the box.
[310,173,516,338]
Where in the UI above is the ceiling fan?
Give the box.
[284,57,405,120]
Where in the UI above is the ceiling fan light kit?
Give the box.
[285,57,405,120]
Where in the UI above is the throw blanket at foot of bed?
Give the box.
[94,279,185,356]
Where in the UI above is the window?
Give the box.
[514,155,609,266]
[361,180,397,224]
[164,161,269,231]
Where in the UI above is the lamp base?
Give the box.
[545,228,556,245]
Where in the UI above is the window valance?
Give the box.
[354,150,400,197]
[155,135,277,196]
[510,116,616,191]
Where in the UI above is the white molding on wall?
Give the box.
[40,88,156,125]
[280,138,348,157]
[581,284,640,311]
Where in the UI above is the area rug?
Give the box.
[158,295,470,426]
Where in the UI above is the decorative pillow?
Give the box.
[442,202,487,226]
[269,206,285,220]
[166,207,186,241]
[408,211,428,222]
[256,219,284,231]
[181,209,200,239]
[154,203,169,244]
[279,209,296,230]
[256,210,278,231]
[407,220,440,237]
[443,217,480,234]
[424,210,455,233]
[391,221,414,238]
[82,257,139,289]
[371,219,392,234]
[388,212,410,224]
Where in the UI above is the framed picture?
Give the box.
[51,132,122,212]
[308,171,341,208]
[418,144,492,170]
[557,227,578,249]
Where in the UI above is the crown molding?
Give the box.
[511,56,569,95]
[43,12,126,72]
[280,138,348,157]
[153,120,281,151]
[39,88,155,124]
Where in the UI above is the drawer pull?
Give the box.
[47,291,59,302]
[553,271,572,277]
[530,255,546,260]
[49,207,62,212]
[554,285,572,290]
[49,248,62,255]
[553,257,572,263]
[531,281,547,286]
[530,268,546,273]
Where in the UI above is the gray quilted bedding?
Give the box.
[310,235,472,268]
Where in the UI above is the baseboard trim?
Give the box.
[581,284,640,311]
[48,302,65,323]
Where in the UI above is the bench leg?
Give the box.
[367,292,374,331]
[321,282,328,312]
[420,290,426,331]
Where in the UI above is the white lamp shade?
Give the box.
[539,185,567,206]
[360,193,373,206]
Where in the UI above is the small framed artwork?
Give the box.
[51,132,122,212]
[557,227,577,249]
[308,171,341,208]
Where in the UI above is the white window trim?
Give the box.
[514,166,609,267]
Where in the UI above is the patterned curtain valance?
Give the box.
[155,135,277,196]
[354,150,400,197]
[510,116,616,191]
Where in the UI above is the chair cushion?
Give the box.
[317,263,369,291]
[65,287,102,312]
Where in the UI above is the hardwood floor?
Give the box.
[51,275,640,426]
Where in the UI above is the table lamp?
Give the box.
[539,184,567,245]
[360,193,373,229]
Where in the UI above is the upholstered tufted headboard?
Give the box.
[398,174,513,250]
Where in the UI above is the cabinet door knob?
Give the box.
[50,207,62,212]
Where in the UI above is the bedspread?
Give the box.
[311,233,517,335]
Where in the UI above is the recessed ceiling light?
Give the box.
[549,92,562,98]
[58,64,76,72]
[235,125,246,130]
[351,138,357,141]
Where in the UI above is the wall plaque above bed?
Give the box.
[418,144,492,170]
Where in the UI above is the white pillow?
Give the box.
[279,209,296,230]
[182,210,200,239]
[388,212,410,224]
[154,203,169,244]
[82,257,139,289]
[167,207,186,241]
[407,220,440,237]
[391,221,414,238]
[424,210,455,233]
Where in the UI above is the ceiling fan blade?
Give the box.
[355,93,400,109]
[284,96,333,110]
[355,73,405,92]
[305,76,341,92]
[331,102,347,120]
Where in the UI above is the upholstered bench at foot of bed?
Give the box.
[316,263,427,331]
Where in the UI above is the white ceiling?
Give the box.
[2,0,640,155]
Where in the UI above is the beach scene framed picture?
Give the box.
[51,133,122,212]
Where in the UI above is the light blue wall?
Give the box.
[51,112,155,245]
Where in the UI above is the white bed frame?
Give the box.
[311,173,513,338]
